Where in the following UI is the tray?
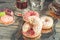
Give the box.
[11,14,58,40]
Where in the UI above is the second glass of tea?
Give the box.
[16,0,28,9]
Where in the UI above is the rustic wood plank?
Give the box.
[0,39,10,40]
[0,26,18,37]
[56,29,60,33]
[0,0,15,3]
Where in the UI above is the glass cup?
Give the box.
[30,0,45,11]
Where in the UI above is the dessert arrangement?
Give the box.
[0,0,59,40]
[0,8,14,25]
[22,11,42,40]
[21,11,54,40]
[14,0,56,39]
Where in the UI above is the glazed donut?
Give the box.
[0,8,14,25]
[22,17,42,38]
[40,16,53,29]
[23,11,39,22]
[0,15,14,25]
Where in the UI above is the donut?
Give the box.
[22,24,41,38]
[40,16,53,29]
[22,19,42,38]
[0,15,14,25]
[0,8,14,25]
[23,11,39,22]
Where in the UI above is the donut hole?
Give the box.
[27,28,35,35]
[45,18,49,22]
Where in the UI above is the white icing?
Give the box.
[41,16,53,27]
[22,22,30,32]
[23,16,43,36]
